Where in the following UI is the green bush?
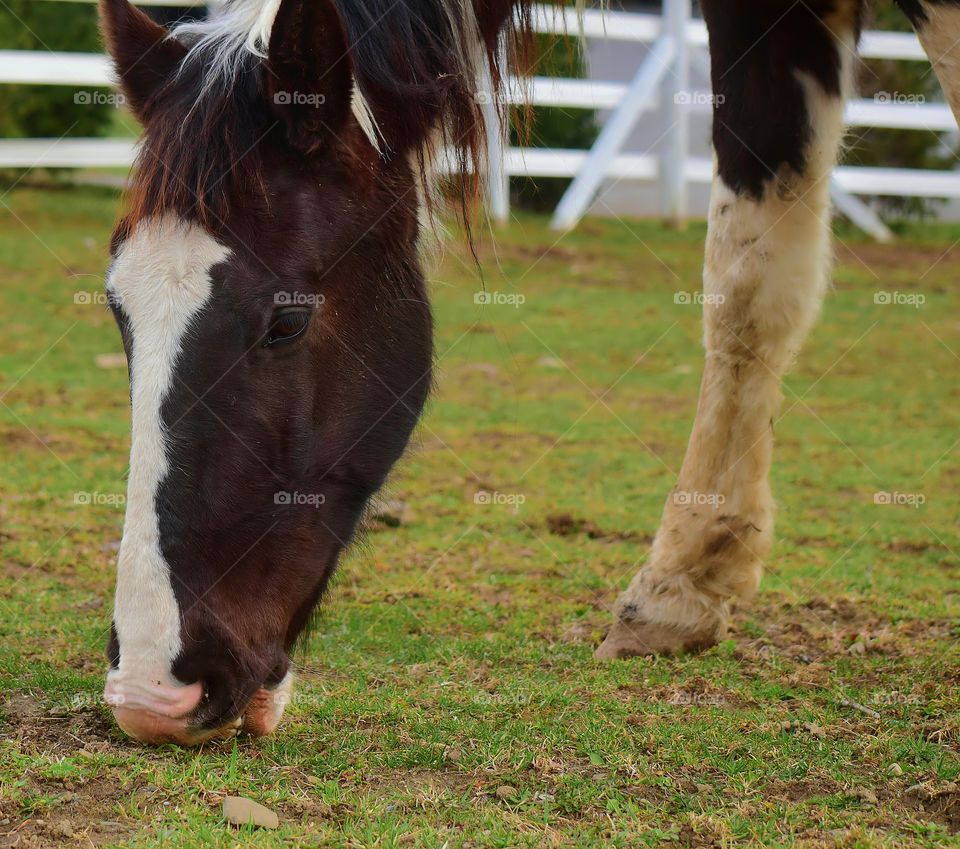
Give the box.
[509,33,597,211]
[0,0,113,139]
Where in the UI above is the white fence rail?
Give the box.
[2,2,957,236]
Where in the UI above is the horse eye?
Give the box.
[264,308,311,347]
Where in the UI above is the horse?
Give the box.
[97,0,960,744]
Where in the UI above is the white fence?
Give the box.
[4,0,959,237]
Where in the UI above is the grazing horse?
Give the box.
[98,0,960,744]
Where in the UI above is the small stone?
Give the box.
[494,785,516,800]
[48,821,73,838]
[223,796,279,829]
[889,763,903,776]
[536,357,565,369]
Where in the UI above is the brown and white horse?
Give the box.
[98,0,960,744]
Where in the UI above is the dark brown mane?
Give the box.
[116,0,533,241]
[118,47,272,241]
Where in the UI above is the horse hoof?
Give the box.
[594,617,720,660]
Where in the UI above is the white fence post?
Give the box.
[550,33,676,231]
[660,0,690,228]
[829,178,894,242]
[481,37,510,225]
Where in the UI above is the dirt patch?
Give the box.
[672,821,724,848]
[0,425,76,454]
[765,777,842,804]
[903,785,960,833]
[621,677,755,712]
[543,513,653,545]
[0,692,142,847]
[487,243,579,266]
[2,693,117,754]
[790,535,843,549]
[835,241,960,285]
[884,539,949,555]
[0,772,148,848]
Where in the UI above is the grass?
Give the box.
[0,184,959,847]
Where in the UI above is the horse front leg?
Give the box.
[597,0,863,658]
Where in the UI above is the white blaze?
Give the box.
[107,216,230,696]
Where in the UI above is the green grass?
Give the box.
[1,185,960,847]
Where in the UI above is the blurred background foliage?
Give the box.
[0,0,112,139]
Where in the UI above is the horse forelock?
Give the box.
[116,0,529,243]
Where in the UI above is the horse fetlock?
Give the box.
[660,500,772,588]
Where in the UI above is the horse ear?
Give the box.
[99,0,187,122]
[265,0,353,154]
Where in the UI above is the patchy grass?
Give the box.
[1,185,959,848]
